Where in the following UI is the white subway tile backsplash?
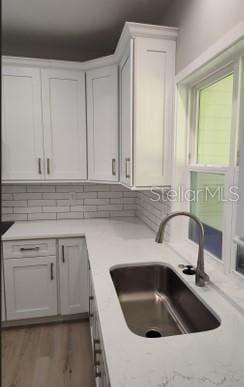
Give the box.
[28,213,57,220]
[14,207,42,214]
[27,185,55,192]
[84,184,110,192]
[111,198,136,204]
[56,199,84,206]
[84,198,109,205]
[2,184,170,234]
[55,185,84,192]
[112,210,135,217]
[76,192,97,199]
[99,204,123,211]
[2,200,27,207]
[2,207,13,214]
[2,193,13,200]
[136,190,170,234]
[28,199,56,207]
[13,193,42,200]
[43,206,69,213]
[2,214,28,221]
[43,193,71,199]
[70,205,97,212]
[98,191,123,198]
[84,211,110,218]
[3,185,26,193]
[57,212,84,219]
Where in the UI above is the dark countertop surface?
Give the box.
[1,221,14,237]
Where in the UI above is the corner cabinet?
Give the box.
[119,33,177,189]
[86,65,119,182]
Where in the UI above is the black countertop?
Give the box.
[1,221,14,237]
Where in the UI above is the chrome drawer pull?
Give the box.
[20,247,40,252]
[47,158,51,174]
[38,158,42,174]
[50,263,54,280]
[62,245,65,263]
[112,158,116,176]
[125,157,130,178]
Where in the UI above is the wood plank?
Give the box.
[2,320,95,387]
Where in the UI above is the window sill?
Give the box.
[168,241,244,315]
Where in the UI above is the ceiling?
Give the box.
[2,0,171,61]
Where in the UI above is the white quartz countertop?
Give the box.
[2,218,244,387]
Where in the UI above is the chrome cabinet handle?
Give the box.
[38,158,42,174]
[50,263,54,280]
[47,158,51,174]
[62,245,65,263]
[112,158,116,176]
[20,247,40,252]
[125,157,130,178]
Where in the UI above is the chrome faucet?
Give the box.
[155,211,209,287]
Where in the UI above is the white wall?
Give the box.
[161,0,244,72]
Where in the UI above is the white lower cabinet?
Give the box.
[3,237,89,322]
[4,256,58,320]
[58,238,88,315]
[1,261,6,322]
[89,263,110,387]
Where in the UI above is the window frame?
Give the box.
[172,49,244,281]
[188,65,237,272]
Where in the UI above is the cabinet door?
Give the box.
[59,238,88,315]
[2,65,44,180]
[87,66,118,181]
[1,261,6,322]
[120,43,133,187]
[133,37,175,187]
[4,256,57,320]
[42,69,87,180]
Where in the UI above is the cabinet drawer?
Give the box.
[3,239,56,259]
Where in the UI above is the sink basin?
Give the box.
[110,264,220,338]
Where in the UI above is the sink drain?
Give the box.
[145,329,162,338]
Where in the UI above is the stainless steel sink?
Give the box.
[110,264,220,338]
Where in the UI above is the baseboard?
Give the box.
[1,312,88,329]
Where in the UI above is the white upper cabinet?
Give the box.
[2,23,177,186]
[2,65,44,180]
[41,69,87,180]
[119,32,177,189]
[120,44,133,187]
[86,65,118,181]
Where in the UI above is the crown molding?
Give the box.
[2,22,178,71]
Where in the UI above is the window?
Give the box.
[188,73,235,262]
[196,74,233,165]
[189,172,224,259]
[173,42,244,280]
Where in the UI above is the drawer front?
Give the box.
[3,239,56,259]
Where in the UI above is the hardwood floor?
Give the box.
[1,320,96,387]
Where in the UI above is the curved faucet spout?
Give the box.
[155,211,209,287]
